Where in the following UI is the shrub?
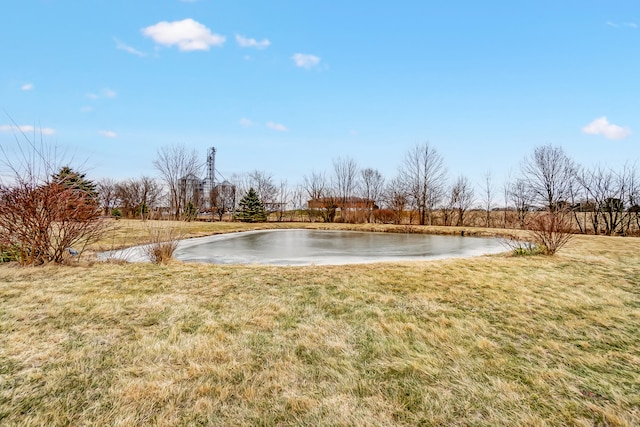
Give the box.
[111,208,122,219]
[0,182,107,265]
[142,225,182,264]
[527,211,574,255]
[0,125,109,265]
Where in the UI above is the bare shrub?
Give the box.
[527,212,574,255]
[142,225,183,264]
[0,123,110,265]
[0,181,107,265]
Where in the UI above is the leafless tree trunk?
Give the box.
[332,157,359,222]
[451,175,475,226]
[482,171,494,228]
[291,186,306,222]
[302,170,339,222]
[210,183,236,221]
[577,165,631,235]
[509,179,534,229]
[303,170,326,201]
[521,145,575,212]
[97,178,117,216]
[441,188,455,226]
[383,177,408,225]
[153,144,202,220]
[400,143,447,225]
[360,168,384,223]
[248,170,277,212]
[276,180,290,221]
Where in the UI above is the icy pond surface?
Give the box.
[105,229,505,266]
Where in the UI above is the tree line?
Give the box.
[94,142,638,236]
[2,132,638,265]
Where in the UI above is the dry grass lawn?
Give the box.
[1,221,638,426]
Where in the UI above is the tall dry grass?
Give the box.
[1,226,638,425]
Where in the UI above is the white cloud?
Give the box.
[99,130,117,138]
[582,116,631,140]
[142,19,225,51]
[235,34,270,49]
[607,21,637,29]
[102,88,117,98]
[266,121,288,132]
[0,125,55,135]
[21,83,34,91]
[114,38,146,57]
[239,118,254,127]
[292,53,321,69]
[86,88,116,100]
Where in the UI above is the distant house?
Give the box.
[307,197,377,211]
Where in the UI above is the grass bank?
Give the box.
[1,224,638,425]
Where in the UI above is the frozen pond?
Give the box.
[104,229,505,265]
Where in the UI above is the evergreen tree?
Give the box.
[235,188,267,222]
[52,166,98,199]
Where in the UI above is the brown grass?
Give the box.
[141,225,184,264]
[1,222,638,425]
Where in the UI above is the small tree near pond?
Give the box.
[235,188,267,222]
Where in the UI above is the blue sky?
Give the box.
[1,0,638,190]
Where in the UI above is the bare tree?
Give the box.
[153,144,202,220]
[482,171,494,228]
[332,157,359,222]
[210,183,236,221]
[382,177,408,225]
[249,170,277,212]
[360,168,385,223]
[275,180,290,221]
[509,178,534,229]
[502,169,512,228]
[625,164,640,233]
[115,177,163,220]
[440,186,456,226]
[521,145,575,212]
[578,163,638,235]
[302,170,337,222]
[97,177,117,216]
[291,185,307,222]
[400,143,447,225]
[230,170,277,214]
[303,170,326,201]
[451,175,475,226]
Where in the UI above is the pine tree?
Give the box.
[235,188,267,222]
[52,166,97,199]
